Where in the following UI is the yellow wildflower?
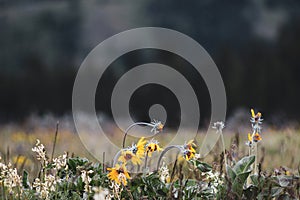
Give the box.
[118,150,142,165]
[253,133,262,142]
[146,139,162,157]
[182,140,197,161]
[248,133,252,142]
[107,164,130,186]
[184,150,195,161]
[118,137,147,165]
[248,132,262,143]
[135,137,147,158]
[251,108,262,122]
[185,140,196,153]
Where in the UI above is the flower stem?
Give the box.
[122,122,154,148]
[144,151,149,173]
[248,146,251,157]
[113,150,122,166]
[254,143,258,174]
[220,132,227,169]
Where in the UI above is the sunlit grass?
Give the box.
[1,126,299,171]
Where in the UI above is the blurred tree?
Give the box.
[0,0,81,121]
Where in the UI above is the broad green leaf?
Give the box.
[232,171,251,197]
[226,165,236,181]
[271,187,284,197]
[250,174,265,187]
[257,185,283,199]
[233,155,255,174]
[195,160,212,172]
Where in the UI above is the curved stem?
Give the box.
[157,145,182,171]
[122,122,154,148]
[113,150,122,166]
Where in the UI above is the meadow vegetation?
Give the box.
[0,110,299,199]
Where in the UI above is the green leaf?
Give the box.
[250,174,265,188]
[226,165,236,181]
[68,158,77,172]
[77,176,84,191]
[22,170,30,188]
[157,189,167,196]
[233,155,255,174]
[195,160,212,172]
[232,171,251,197]
[277,176,290,187]
[258,186,284,199]
[271,187,284,197]
[250,174,259,186]
[185,179,198,187]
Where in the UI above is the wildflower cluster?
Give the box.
[109,137,163,186]
[81,169,93,193]
[118,137,147,165]
[245,108,264,176]
[52,152,68,171]
[26,139,109,199]
[1,110,299,199]
[33,174,58,199]
[246,108,263,148]
[0,159,22,196]
[202,171,224,194]
[108,120,200,187]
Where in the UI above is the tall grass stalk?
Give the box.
[51,121,59,161]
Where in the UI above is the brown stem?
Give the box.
[51,121,59,161]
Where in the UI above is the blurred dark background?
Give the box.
[1,0,300,126]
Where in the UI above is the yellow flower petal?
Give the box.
[248,133,252,142]
[251,109,255,118]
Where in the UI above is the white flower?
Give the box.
[93,187,111,200]
[81,170,93,193]
[33,174,59,200]
[212,121,225,132]
[53,152,68,171]
[32,139,48,165]
[109,181,123,199]
[158,162,170,183]
[0,163,22,195]
[203,171,224,194]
